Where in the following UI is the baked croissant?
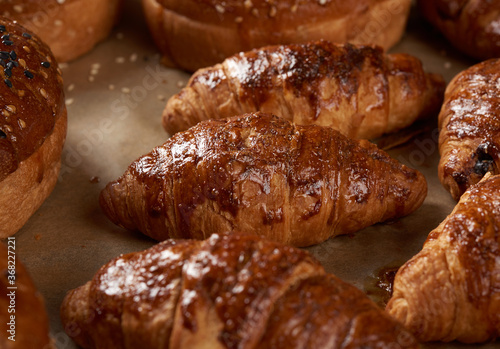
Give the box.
[100,112,427,247]
[61,232,419,349]
[386,173,500,343]
[0,242,52,348]
[438,58,500,200]
[162,40,445,139]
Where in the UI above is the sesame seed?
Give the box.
[6,105,16,113]
[58,63,68,70]
[41,61,51,68]
[157,94,166,101]
[54,19,63,26]
[318,0,327,4]
[121,87,130,94]
[18,119,26,129]
[22,32,31,38]
[18,58,26,68]
[130,53,138,62]
[3,125,12,132]
[67,83,75,92]
[13,5,23,13]
[57,0,66,3]
[235,16,243,23]
[90,68,99,75]
[115,56,125,64]
[88,75,95,82]
[291,4,298,12]
[65,98,74,106]
[244,0,252,9]
[269,6,277,17]
[0,129,5,138]
[4,79,12,88]
[41,70,48,79]
[215,4,225,13]
[2,34,10,41]
[0,51,8,60]
[9,51,15,60]
[23,46,30,53]
[4,68,11,77]
[3,40,13,46]
[24,70,33,79]
[17,90,25,97]
[0,26,5,33]
[39,88,48,98]
[91,63,101,70]
[108,84,115,90]
[251,8,259,16]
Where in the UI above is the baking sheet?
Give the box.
[10,0,497,348]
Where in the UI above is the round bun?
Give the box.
[419,0,500,60]
[0,243,51,348]
[0,0,123,62]
[0,17,67,238]
[142,0,412,72]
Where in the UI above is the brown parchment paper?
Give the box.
[9,1,498,348]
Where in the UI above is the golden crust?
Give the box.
[0,0,122,62]
[142,0,412,71]
[162,41,445,138]
[61,232,419,348]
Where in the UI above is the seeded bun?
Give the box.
[0,17,67,238]
[142,0,412,72]
[0,0,123,62]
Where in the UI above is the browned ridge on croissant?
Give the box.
[163,40,445,139]
[438,58,500,200]
[100,112,427,247]
[60,232,419,349]
[387,173,500,343]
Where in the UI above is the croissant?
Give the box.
[0,242,52,348]
[100,112,427,247]
[386,173,500,343]
[60,232,419,349]
[438,58,500,200]
[162,40,445,139]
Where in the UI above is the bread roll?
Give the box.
[0,242,52,348]
[142,0,412,71]
[0,0,123,62]
[61,232,419,349]
[419,0,500,60]
[0,17,67,237]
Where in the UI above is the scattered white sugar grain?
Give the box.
[108,84,115,91]
[67,83,75,92]
[65,98,74,106]
[121,87,131,94]
[157,94,166,101]
[116,32,124,40]
[444,61,452,69]
[115,56,126,64]
[88,75,95,82]
[130,53,138,62]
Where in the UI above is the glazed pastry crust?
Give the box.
[438,58,500,200]
[163,41,445,139]
[100,112,427,247]
[387,173,500,343]
[419,0,500,60]
[0,0,122,62]
[0,243,52,348]
[61,232,419,349]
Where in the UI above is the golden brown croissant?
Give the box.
[0,242,52,348]
[100,112,427,247]
[418,0,500,60]
[61,232,419,349]
[162,40,445,138]
[386,173,500,343]
[438,58,500,200]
